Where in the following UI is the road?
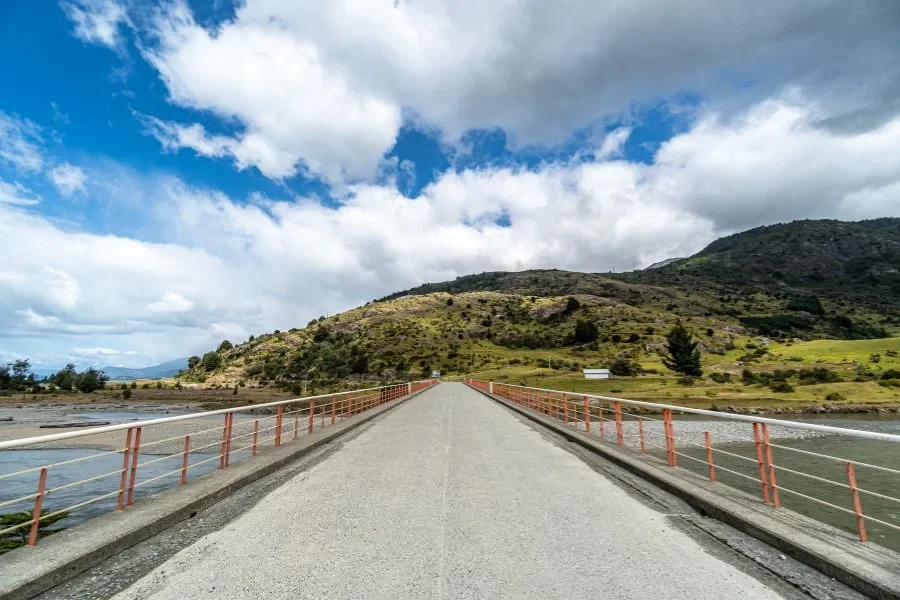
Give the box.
[111,382,785,599]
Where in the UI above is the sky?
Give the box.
[1,1,899,370]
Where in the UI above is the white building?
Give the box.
[582,368,611,380]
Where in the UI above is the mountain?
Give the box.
[180,218,898,390]
[102,357,189,381]
[643,257,684,269]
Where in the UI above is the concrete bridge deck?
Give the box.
[96,382,801,599]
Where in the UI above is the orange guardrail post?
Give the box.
[220,413,230,468]
[563,394,569,424]
[704,431,715,481]
[252,420,259,456]
[598,406,605,439]
[583,396,591,433]
[181,435,191,484]
[638,417,646,453]
[846,462,868,542]
[225,412,234,467]
[331,395,337,425]
[762,424,780,508]
[275,405,284,447]
[752,422,771,504]
[126,426,142,506]
[614,401,624,445]
[294,411,300,440]
[117,427,134,511]
[308,399,316,434]
[27,467,48,546]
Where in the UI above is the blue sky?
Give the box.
[1,1,898,369]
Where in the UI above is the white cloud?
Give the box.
[72,347,120,356]
[148,292,194,314]
[127,0,900,183]
[49,163,88,196]
[61,0,128,50]
[0,181,40,206]
[0,112,43,172]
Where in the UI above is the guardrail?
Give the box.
[0,379,437,548]
[466,379,900,548]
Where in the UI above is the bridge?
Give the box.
[1,381,899,599]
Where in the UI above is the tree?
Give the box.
[9,360,34,391]
[122,388,132,400]
[446,297,454,306]
[351,354,369,374]
[663,323,703,376]
[573,320,598,343]
[0,363,9,390]
[201,351,222,371]
[187,356,201,369]
[217,340,233,352]
[74,368,108,393]
[50,363,77,391]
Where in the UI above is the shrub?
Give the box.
[677,375,696,386]
[608,356,640,377]
[709,372,732,384]
[122,388,132,400]
[573,320,598,343]
[187,356,201,369]
[770,381,794,393]
[705,328,714,336]
[825,392,845,401]
[881,369,900,380]
[741,369,758,385]
[446,297,454,306]
[878,380,900,388]
[787,295,825,315]
[201,351,223,371]
[217,340,233,352]
[610,334,621,343]
[627,333,641,343]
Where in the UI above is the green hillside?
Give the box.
[180,218,900,410]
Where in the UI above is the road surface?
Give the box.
[111,382,785,599]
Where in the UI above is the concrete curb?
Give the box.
[470,385,900,600]
[0,388,429,600]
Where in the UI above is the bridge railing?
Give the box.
[466,379,900,549]
[0,379,437,548]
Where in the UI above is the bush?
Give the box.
[446,297,454,306]
[573,320,598,343]
[217,340,233,352]
[187,356,200,369]
[825,392,845,401]
[741,369,758,385]
[709,372,732,384]
[677,375,696,386]
[878,380,900,388]
[627,333,641,343]
[201,351,223,371]
[787,295,825,315]
[608,357,640,377]
[770,381,794,393]
[881,369,900,380]
[122,388,132,400]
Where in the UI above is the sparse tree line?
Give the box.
[0,360,109,394]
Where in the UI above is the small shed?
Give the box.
[582,368,611,380]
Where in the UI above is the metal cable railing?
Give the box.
[466,379,900,549]
[0,379,437,548]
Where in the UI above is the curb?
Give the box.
[0,388,430,600]
[469,385,900,600]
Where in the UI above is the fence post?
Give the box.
[408,382,412,395]
[846,462,868,543]
[220,413,229,468]
[489,381,493,394]
[762,424,780,508]
[27,467,48,546]
[252,421,259,456]
[225,412,234,467]
[331,395,337,425]
[638,417,646,453]
[583,396,591,433]
[563,394,569,424]
[181,435,191,484]
[321,402,325,429]
[274,405,284,447]
[614,401,624,445]
[294,411,300,440]
[752,423,771,504]
[126,426,142,506]
[598,406,605,439]
[704,431,715,481]
[308,399,315,434]
[669,412,678,467]
[117,427,134,511]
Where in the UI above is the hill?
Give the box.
[102,357,188,381]
[179,218,900,409]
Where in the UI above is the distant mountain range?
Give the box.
[101,357,188,381]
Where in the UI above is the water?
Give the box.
[655,414,900,551]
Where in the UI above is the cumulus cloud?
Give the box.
[49,163,88,196]
[124,0,900,183]
[61,0,128,49]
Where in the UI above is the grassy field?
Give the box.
[467,337,900,412]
